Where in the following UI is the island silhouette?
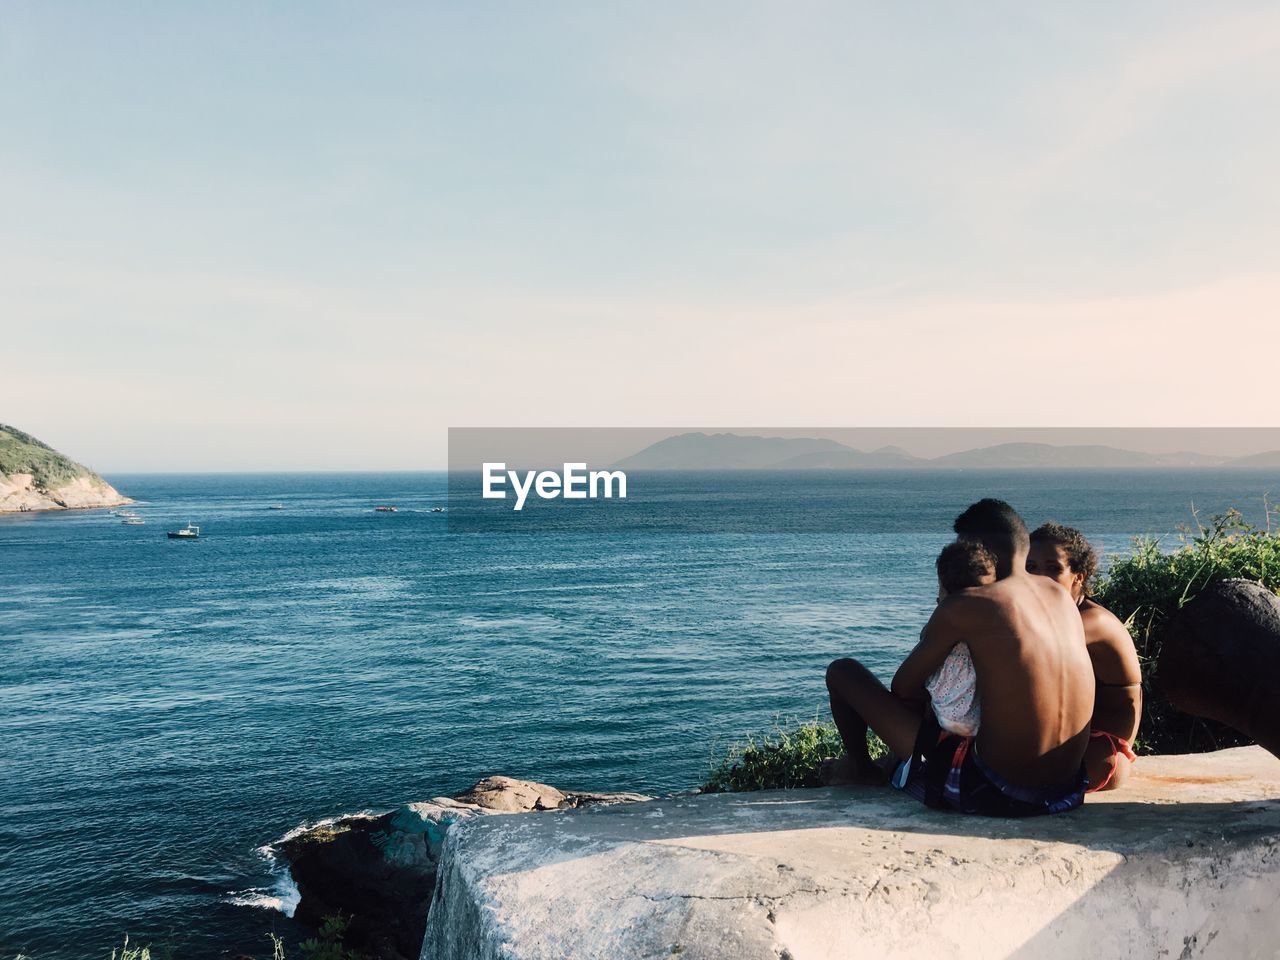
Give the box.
[612,432,1280,471]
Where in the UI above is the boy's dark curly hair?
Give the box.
[1030,521,1100,593]
[936,539,997,594]
[953,498,1029,562]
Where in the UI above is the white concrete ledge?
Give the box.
[422,747,1280,960]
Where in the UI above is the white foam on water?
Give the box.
[225,811,373,918]
[224,876,301,915]
[224,842,301,916]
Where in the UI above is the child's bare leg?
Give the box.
[824,657,923,785]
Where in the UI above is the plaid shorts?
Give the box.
[895,712,1086,818]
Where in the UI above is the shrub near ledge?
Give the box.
[702,718,887,793]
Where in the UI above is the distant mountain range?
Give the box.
[612,433,1280,471]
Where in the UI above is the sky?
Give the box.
[3,2,1279,470]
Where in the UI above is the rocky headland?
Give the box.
[0,423,131,512]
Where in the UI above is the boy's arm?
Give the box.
[892,595,967,702]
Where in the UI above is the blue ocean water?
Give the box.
[2,470,1277,958]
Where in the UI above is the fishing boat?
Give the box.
[167,523,200,540]
[122,518,145,525]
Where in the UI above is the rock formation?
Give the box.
[0,423,130,512]
[1159,578,1280,757]
[423,747,1280,960]
[279,776,649,960]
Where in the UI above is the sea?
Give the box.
[2,470,1277,958]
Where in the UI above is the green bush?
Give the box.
[298,914,365,960]
[1094,506,1280,754]
[702,717,886,793]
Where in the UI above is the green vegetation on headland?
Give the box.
[704,507,1280,791]
[0,423,100,491]
[0,423,127,511]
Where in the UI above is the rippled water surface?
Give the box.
[2,470,1276,957]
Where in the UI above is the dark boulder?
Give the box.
[1159,578,1280,757]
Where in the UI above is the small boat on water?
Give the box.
[374,506,398,513]
[268,504,285,510]
[431,507,445,513]
[167,523,200,540]
[122,518,145,525]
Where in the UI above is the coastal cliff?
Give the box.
[276,750,1280,960]
[0,424,130,512]
[423,747,1280,960]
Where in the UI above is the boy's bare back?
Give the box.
[941,571,1095,786]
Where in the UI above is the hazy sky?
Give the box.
[4,3,1279,470]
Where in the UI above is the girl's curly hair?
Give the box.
[1030,521,1100,593]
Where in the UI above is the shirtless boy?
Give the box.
[825,499,1095,816]
[1027,522,1142,791]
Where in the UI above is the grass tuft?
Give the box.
[107,936,150,960]
[9,913,365,960]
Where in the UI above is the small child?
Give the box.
[925,539,997,737]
